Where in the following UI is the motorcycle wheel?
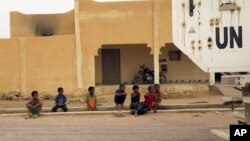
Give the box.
[132,75,144,85]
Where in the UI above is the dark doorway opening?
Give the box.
[102,49,121,85]
[215,73,222,82]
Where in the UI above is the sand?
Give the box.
[0,112,235,141]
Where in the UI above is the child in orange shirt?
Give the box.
[85,86,97,111]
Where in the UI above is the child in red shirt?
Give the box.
[144,86,157,111]
[154,84,167,111]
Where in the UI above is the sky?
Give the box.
[0,0,74,38]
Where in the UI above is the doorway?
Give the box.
[215,73,222,82]
[102,49,121,85]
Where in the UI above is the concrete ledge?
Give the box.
[160,103,224,109]
[211,129,229,141]
[0,108,244,117]
[0,103,232,114]
[233,111,245,120]
[243,97,250,104]
[222,96,242,102]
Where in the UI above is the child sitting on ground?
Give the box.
[52,87,68,112]
[85,86,97,111]
[144,85,157,113]
[114,83,127,108]
[26,91,43,119]
[130,85,140,116]
[154,84,167,111]
[132,86,157,116]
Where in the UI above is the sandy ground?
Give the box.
[0,94,223,109]
[0,112,235,141]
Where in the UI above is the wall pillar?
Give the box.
[74,0,83,89]
[209,72,215,86]
[20,38,27,95]
[153,0,160,84]
[82,48,96,90]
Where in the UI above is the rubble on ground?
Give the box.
[5,91,21,101]
[0,92,6,100]
[40,92,54,100]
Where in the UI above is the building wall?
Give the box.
[158,0,173,45]
[0,0,209,95]
[24,35,77,95]
[78,0,173,89]
[160,44,209,81]
[0,39,21,93]
[0,35,77,96]
[10,10,75,38]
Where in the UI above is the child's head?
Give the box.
[58,87,64,94]
[132,85,139,93]
[154,84,160,91]
[148,86,155,93]
[88,86,95,94]
[31,91,38,99]
[119,83,126,91]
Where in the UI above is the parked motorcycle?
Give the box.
[132,65,166,85]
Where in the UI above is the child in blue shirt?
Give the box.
[52,87,67,112]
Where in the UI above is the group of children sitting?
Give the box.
[26,84,166,118]
[26,87,68,118]
[114,84,166,116]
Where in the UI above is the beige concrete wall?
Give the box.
[78,0,154,89]
[159,0,172,45]
[78,0,206,87]
[79,0,154,47]
[0,35,77,96]
[0,0,208,95]
[78,0,172,47]
[10,10,75,38]
[0,39,21,93]
[160,44,209,81]
[24,35,77,95]
[95,44,153,84]
[79,0,172,89]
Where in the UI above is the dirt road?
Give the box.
[0,112,235,141]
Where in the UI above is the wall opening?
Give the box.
[95,44,152,85]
